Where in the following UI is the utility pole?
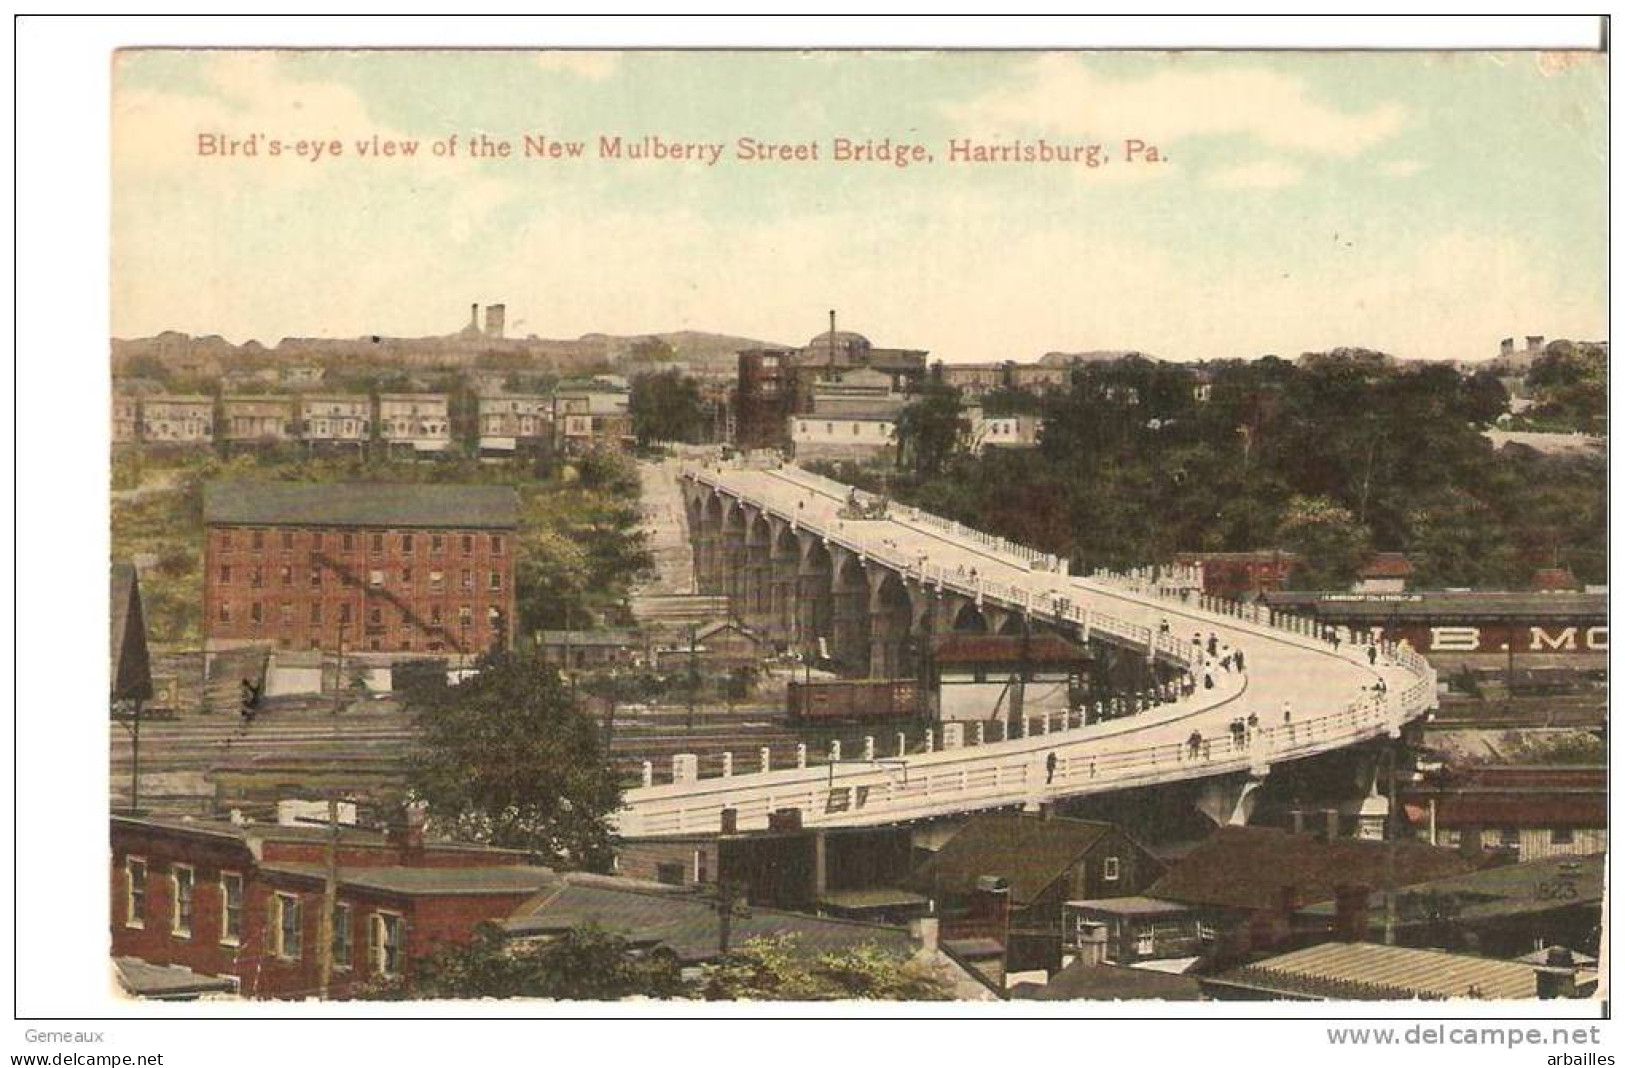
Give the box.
[333,621,348,716]
[687,623,699,733]
[1384,743,1398,946]
[317,794,340,998]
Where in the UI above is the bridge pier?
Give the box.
[795,534,833,662]
[1194,771,1269,827]
[830,546,871,675]
[741,508,773,637]
[766,519,799,649]
[721,501,748,621]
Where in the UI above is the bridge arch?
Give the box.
[868,569,916,678]
[830,549,872,674]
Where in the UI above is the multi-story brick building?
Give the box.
[222,395,297,447]
[111,813,554,1000]
[298,395,372,450]
[477,393,553,456]
[141,394,215,445]
[202,482,518,656]
[553,384,632,453]
[378,394,452,455]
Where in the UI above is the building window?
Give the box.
[461,569,474,591]
[220,872,243,945]
[431,534,444,556]
[279,602,293,625]
[220,530,233,551]
[369,569,384,588]
[371,912,405,976]
[371,533,384,554]
[309,603,323,625]
[342,532,355,552]
[1136,928,1155,956]
[370,607,383,626]
[461,534,474,555]
[458,605,473,627]
[339,603,352,625]
[402,533,415,554]
[332,903,352,970]
[429,570,444,591]
[1499,828,1521,849]
[281,530,294,550]
[171,864,195,937]
[124,857,147,928]
[273,893,302,960]
[401,568,413,585]
[488,571,502,592]
[251,530,264,550]
[655,863,685,886]
[1103,856,1121,882]
[490,535,504,556]
[1552,827,1576,846]
[249,567,262,589]
[430,605,443,625]
[312,531,323,551]
[310,568,322,588]
[218,603,231,623]
[219,565,232,584]
[280,565,293,587]
[250,602,262,625]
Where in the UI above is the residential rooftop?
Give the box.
[202,482,518,530]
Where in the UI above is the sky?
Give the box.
[111,49,1608,364]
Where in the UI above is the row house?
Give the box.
[111,813,554,1000]
[112,395,141,445]
[299,395,372,448]
[378,393,452,455]
[222,395,298,447]
[476,393,553,456]
[554,386,633,453]
[140,395,215,445]
[201,481,518,655]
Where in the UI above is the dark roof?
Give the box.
[695,620,764,643]
[931,633,1089,666]
[1358,553,1414,578]
[115,958,238,999]
[1012,961,1203,1002]
[1146,826,1474,912]
[110,562,153,702]
[1261,589,1606,621]
[503,880,914,964]
[1066,895,1193,918]
[262,862,558,897]
[203,482,518,530]
[1298,852,1604,927]
[537,630,639,648]
[110,814,531,859]
[910,814,1118,906]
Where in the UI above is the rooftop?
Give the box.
[115,958,239,1000]
[1146,826,1474,912]
[1066,895,1194,917]
[504,879,915,964]
[261,863,559,897]
[1011,961,1204,1002]
[1203,942,1539,1001]
[910,813,1121,906]
[203,482,518,530]
[1297,853,1604,927]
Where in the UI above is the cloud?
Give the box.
[1380,158,1426,178]
[1206,159,1303,190]
[946,55,1406,158]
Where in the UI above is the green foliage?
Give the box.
[1526,341,1607,432]
[894,380,969,479]
[362,923,688,1001]
[874,352,1605,588]
[407,649,622,870]
[628,369,704,446]
[698,935,952,1001]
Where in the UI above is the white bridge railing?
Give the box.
[619,462,1439,838]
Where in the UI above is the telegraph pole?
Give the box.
[317,794,340,998]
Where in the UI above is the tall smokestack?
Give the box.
[470,303,480,333]
[829,309,836,338]
[485,303,506,340]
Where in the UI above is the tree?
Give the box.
[363,923,688,1001]
[698,935,953,1001]
[895,381,968,479]
[1277,495,1371,589]
[406,649,622,870]
[1527,341,1607,431]
[629,368,704,446]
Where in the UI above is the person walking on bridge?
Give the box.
[1367,644,1378,666]
[1046,751,1058,784]
[1187,730,1202,760]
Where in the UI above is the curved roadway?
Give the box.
[614,461,1436,838]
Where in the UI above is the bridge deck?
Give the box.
[614,462,1436,838]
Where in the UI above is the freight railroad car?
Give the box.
[787,678,926,725]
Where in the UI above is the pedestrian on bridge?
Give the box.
[1246,711,1259,742]
[1187,730,1202,760]
[1159,617,1170,634]
[1367,644,1378,666]
[1207,634,1218,657]
[1281,700,1292,725]
[1235,649,1246,672]
[1046,751,1058,784]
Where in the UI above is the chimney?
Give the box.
[829,309,836,338]
[720,807,739,835]
[1526,335,1546,354]
[470,303,480,332]
[386,802,428,863]
[1500,337,1515,358]
[485,303,506,340]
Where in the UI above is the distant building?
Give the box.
[735,314,928,450]
[1173,550,1297,599]
[141,395,214,445]
[221,396,297,447]
[1402,764,1606,862]
[938,362,1007,399]
[477,394,553,456]
[967,410,1041,452]
[1200,942,1560,1001]
[298,395,371,450]
[378,394,452,455]
[112,395,141,445]
[554,384,632,453]
[201,481,518,656]
[1352,552,1414,594]
[788,413,897,464]
[536,629,640,670]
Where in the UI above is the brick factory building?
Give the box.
[202,482,518,656]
